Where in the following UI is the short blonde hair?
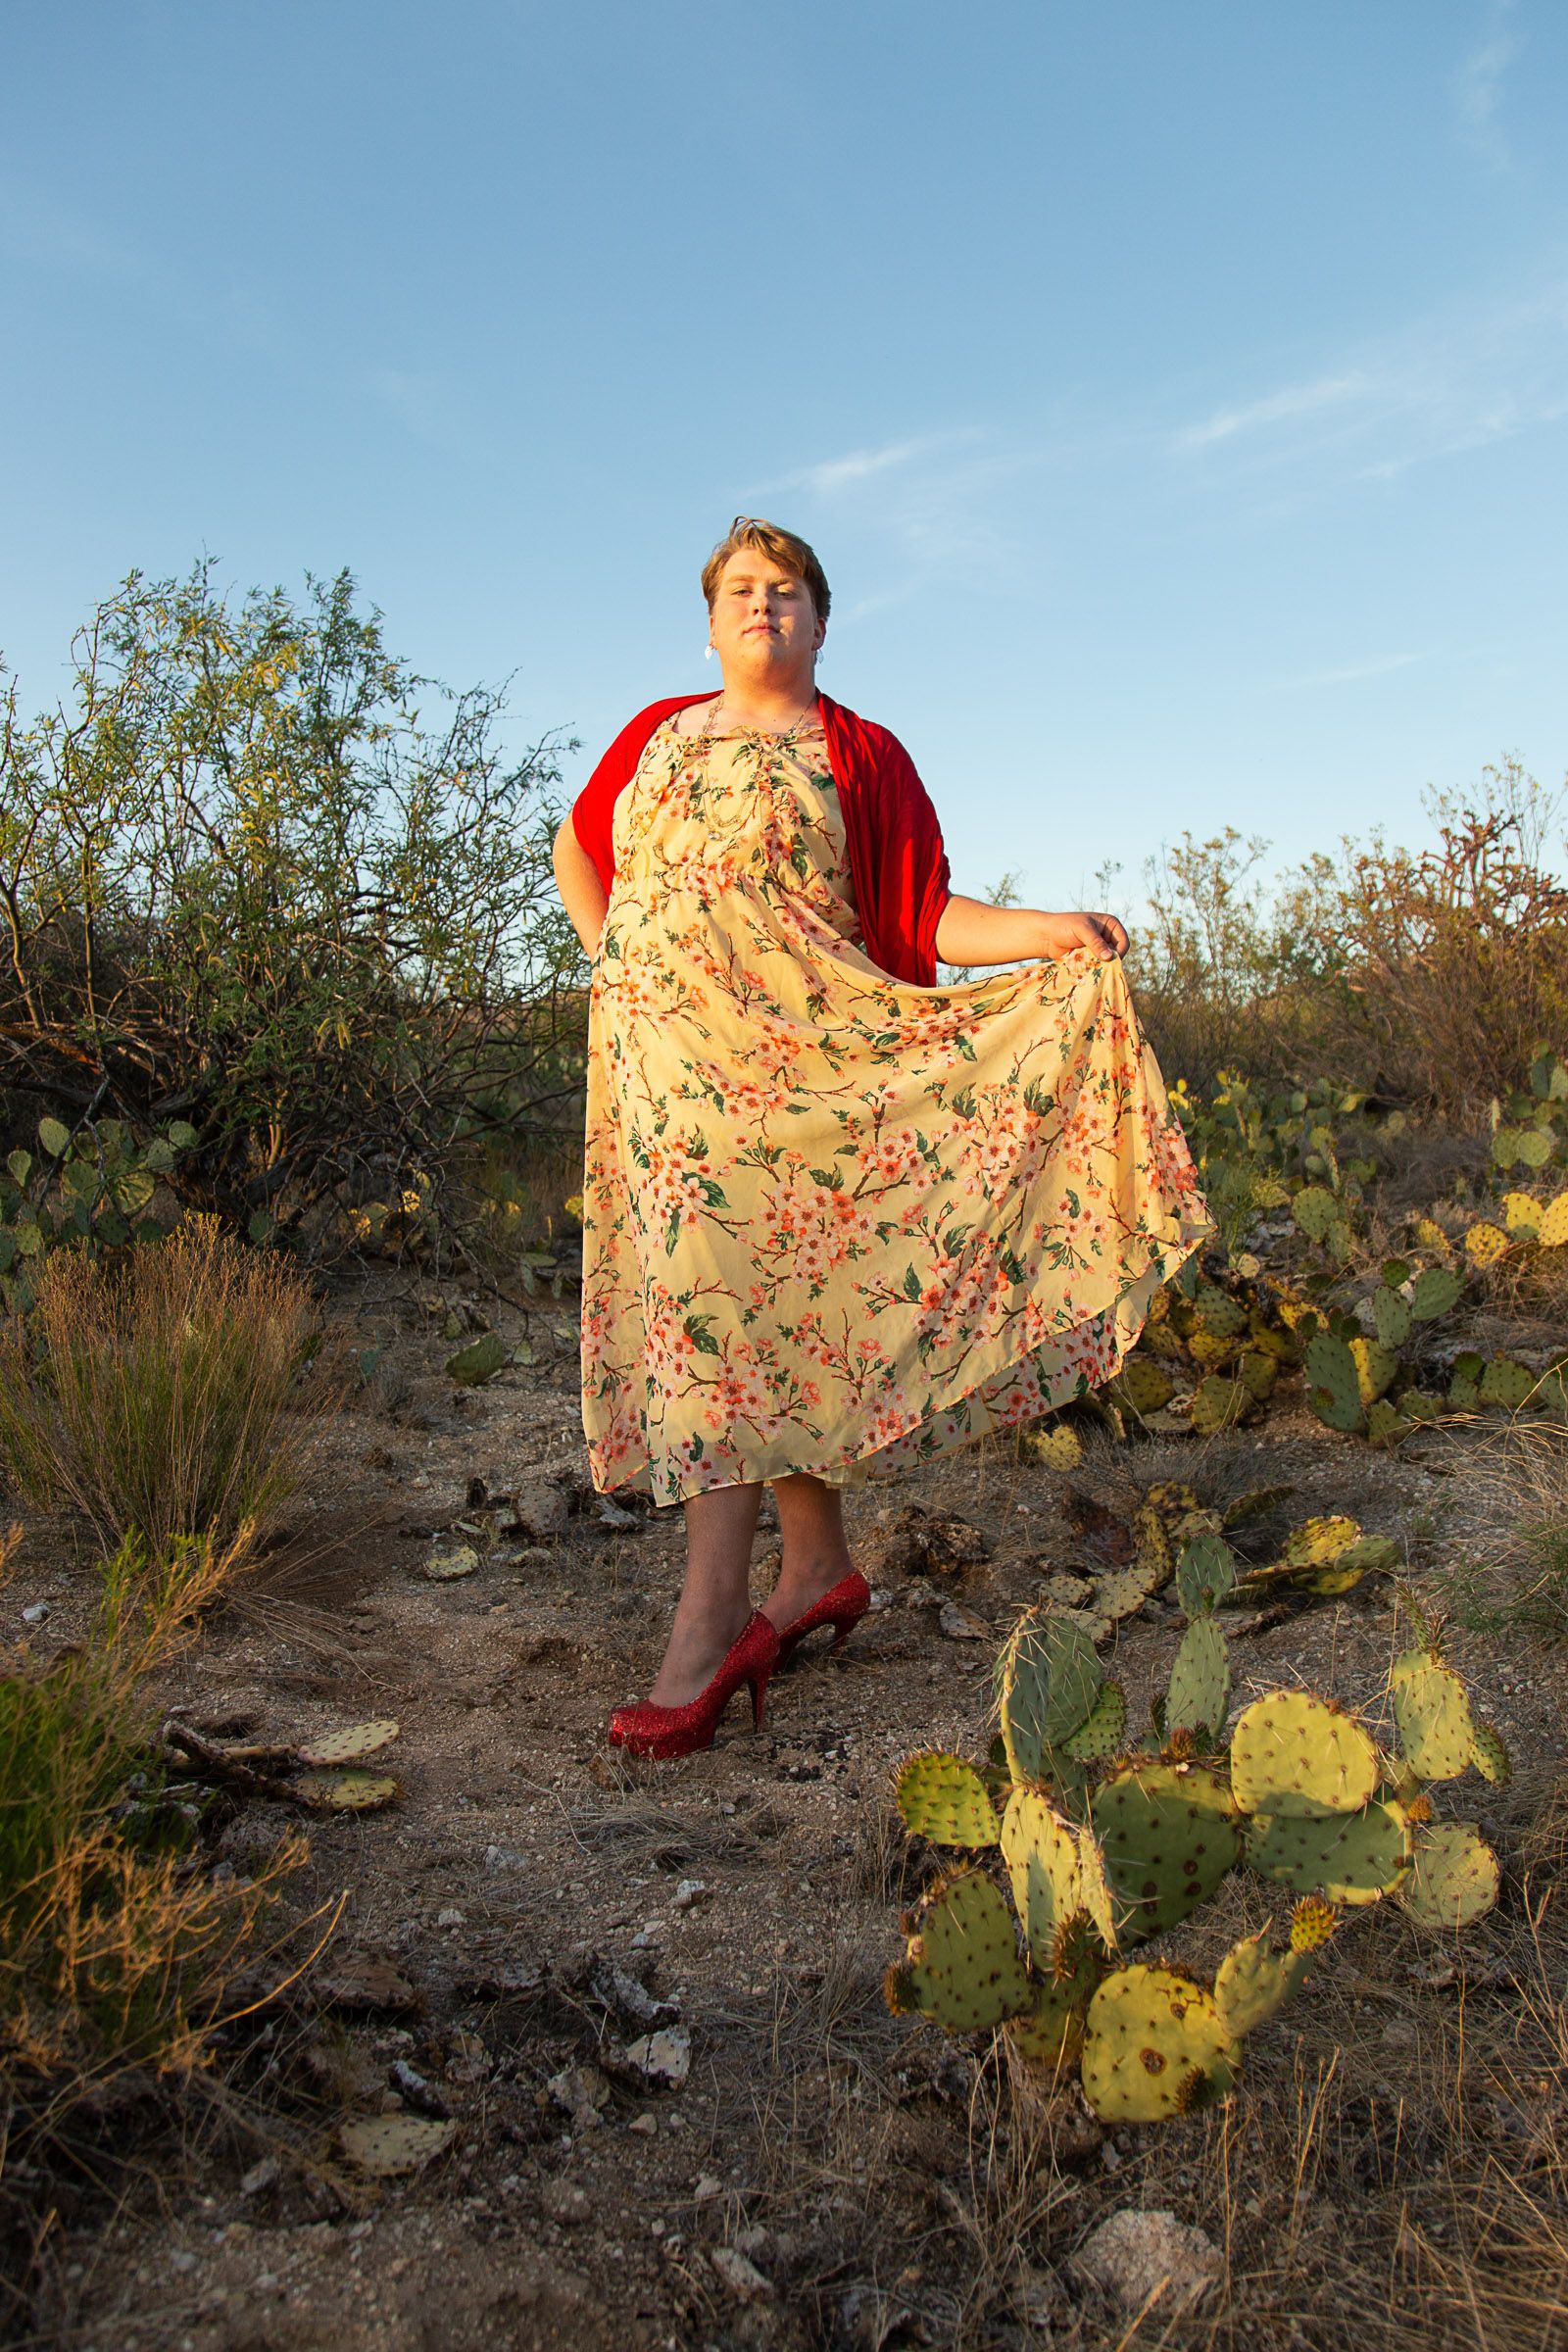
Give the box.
[701,515,831,624]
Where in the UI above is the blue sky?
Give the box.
[4,0,1564,912]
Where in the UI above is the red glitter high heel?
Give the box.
[607,1610,781,1762]
[774,1569,872,1668]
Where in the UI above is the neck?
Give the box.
[712,667,818,726]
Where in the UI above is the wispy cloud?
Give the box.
[1171,275,1568,485]
[754,428,1027,622]
[1178,372,1370,451]
[1455,0,1521,173]
[791,434,960,497]
[1275,651,1429,691]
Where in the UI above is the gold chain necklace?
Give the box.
[698,680,820,745]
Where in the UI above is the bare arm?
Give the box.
[554,816,610,957]
[933,893,1129,968]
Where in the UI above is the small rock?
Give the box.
[1071,2208,1223,2316]
[620,2026,691,2089]
[547,2064,611,2132]
[314,1952,420,2015]
[672,1880,709,1912]
[628,2113,658,2135]
[710,2246,770,2300]
[694,2174,724,2203]
[22,1603,51,1625]
[539,2180,591,2227]
[586,1952,679,2030]
[390,2059,451,2119]
[436,1908,466,1930]
[239,2158,279,2198]
[939,1601,989,1642]
[445,2029,491,2086]
[484,1844,527,1874]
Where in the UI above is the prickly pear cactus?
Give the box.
[1000,1788,1085,1968]
[1213,1928,1313,2035]
[1304,1332,1365,1434]
[884,1870,1032,2034]
[1080,1965,1239,2122]
[998,1610,1102,1787]
[1164,1616,1230,1742]
[1091,1762,1240,1943]
[894,1752,1002,1848]
[1396,1821,1500,1930]
[1230,1692,1380,1816]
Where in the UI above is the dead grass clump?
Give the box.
[0,1217,321,1551]
[0,1519,303,2081]
[1432,1420,1568,1643]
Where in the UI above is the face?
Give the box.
[708,546,825,683]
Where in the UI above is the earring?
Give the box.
[704,645,714,662]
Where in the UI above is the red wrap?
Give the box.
[569,690,952,987]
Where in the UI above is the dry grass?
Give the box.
[1430,1419,1568,1642]
[0,1217,322,1552]
[0,1521,279,2058]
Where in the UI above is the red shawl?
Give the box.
[568,690,952,987]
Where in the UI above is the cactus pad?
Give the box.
[1293,1187,1340,1244]
[295,1719,401,1768]
[1281,1516,1359,1568]
[1539,1191,1568,1248]
[1479,1357,1534,1410]
[1464,1222,1509,1270]
[1408,1266,1462,1319]
[1018,1422,1084,1471]
[1230,1692,1379,1816]
[884,1870,1032,2034]
[1396,1822,1500,1931]
[1304,1333,1365,1433]
[1075,1820,1120,1955]
[294,1770,400,1811]
[1004,1976,1090,2073]
[1080,1966,1240,2123]
[998,1610,1102,1785]
[1111,1358,1176,1416]
[1001,1789,1083,1967]
[1469,1719,1511,1786]
[1501,1191,1543,1236]
[1390,1654,1476,1782]
[1190,1374,1249,1436]
[1349,1337,1398,1405]
[1373,1287,1412,1350]
[1061,1678,1128,1761]
[1213,1930,1311,2035]
[1194,1283,1248,1339]
[1246,1798,1410,1905]
[1176,1534,1238,1618]
[895,1751,1002,1847]
[1091,1763,1241,1944]
[1165,1617,1230,1742]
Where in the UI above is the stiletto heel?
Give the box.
[775,1569,871,1668]
[607,1610,781,1761]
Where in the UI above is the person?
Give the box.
[552,517,1209,1760]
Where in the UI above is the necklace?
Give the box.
[696,685,820,744]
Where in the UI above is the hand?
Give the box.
[1038,910,1129,959]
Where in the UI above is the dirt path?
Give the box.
[26,1270,1566,2352]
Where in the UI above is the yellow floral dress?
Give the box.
[579,713,1210,1506]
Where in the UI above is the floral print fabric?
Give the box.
[579,715,1210,1506]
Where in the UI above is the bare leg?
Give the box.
[644,1481,763,1707]
[760,1471,857,1628]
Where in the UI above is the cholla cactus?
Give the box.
[883,1568,1503,2125]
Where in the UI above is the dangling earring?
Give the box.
[704,645,714,662]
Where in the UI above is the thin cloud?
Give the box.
[1178,372,1369,450]
[1275,652,1429,691]
[1171,276,1568,485]
[786,432,977,499]
[1455,0,1521,173]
